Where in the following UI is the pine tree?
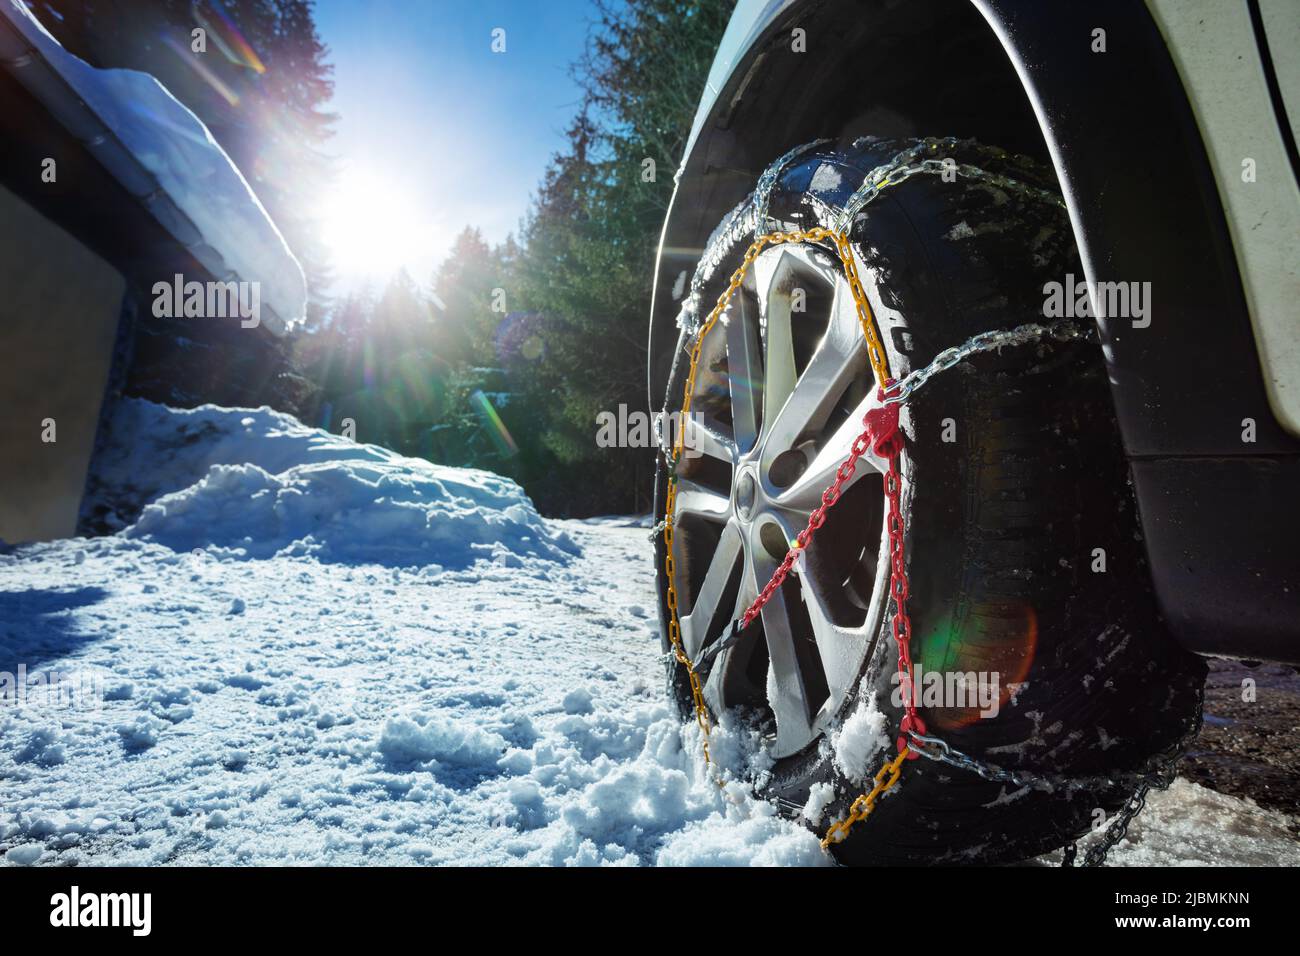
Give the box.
[431,227,500,366]
[496,1,730,513]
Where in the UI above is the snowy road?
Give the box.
[2,401,1297,866]
[0,517,825,865]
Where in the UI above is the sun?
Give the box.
[320,169,430,282]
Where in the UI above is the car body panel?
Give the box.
[1147,0,1300,438]
[677,0,797,181]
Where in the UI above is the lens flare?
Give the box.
[194,0,267,73]
[469,390,518,458]
[493,312,545,365]
[916,600,1038,731]
[161,32,240,105]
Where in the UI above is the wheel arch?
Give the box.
[649,0,1050,406]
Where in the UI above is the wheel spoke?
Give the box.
[775,391,886,510]
[701,574,755,716]
[752,557,815,757]
[673,479,729,522]
[688,415,737,465]
[680,521,742,660]
[754,255,797,441]
[763,282,865,462]
[799,573,869,705]
[724,296,762,453]
[774,242,844,286]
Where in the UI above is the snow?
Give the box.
[1051,778,1300,867]
[1,0,306,329]
[5,845,42,866]
[831,686,887,783]
[0,399,822,866]
[1,399,1297,866]
[88,399,577,568]
[801,781,836,826]
[809,163,843,194]
[377,714,508,768]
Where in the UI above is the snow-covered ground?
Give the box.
[2,401,1297,866]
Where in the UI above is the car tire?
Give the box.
[653,136,1206,865]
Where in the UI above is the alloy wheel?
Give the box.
[669,242,895,759]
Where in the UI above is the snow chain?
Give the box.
[660,142,1190,862]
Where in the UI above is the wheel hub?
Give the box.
[733,468,757,520]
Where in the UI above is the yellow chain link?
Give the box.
[831,231,891,387]
[820,746,911,848]
[661,224,897,839]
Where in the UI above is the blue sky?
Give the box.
[312,0,596,287]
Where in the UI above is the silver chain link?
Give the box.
[881,320,1086,406]
[834,137,1066,233]
[678,137,1066,336]
[753,138,829,239]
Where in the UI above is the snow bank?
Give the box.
[86,399,398,527]
[127,459,574,567]
[86,399,576,569]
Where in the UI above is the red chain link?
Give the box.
[738,380,925,758]
[883,440,925,758]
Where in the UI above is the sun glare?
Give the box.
[320,170,430,282]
